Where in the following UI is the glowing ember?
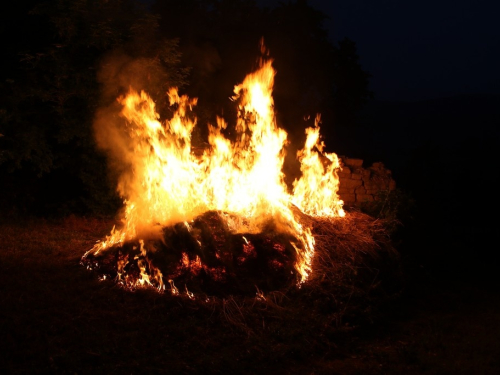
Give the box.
[83,47,345,294]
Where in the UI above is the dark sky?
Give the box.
[262,0,500,102]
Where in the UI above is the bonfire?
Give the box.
[82,46,398,302]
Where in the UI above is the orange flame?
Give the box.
[86,54,344,289]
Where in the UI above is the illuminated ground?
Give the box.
[1,217,499,374]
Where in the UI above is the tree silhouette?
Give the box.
[0,0,187,215]
[152,0,372,148]
[0,0,372,216]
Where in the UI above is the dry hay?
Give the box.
[82,211,301,296]
[82,210,402,330]
[302,211,403,325]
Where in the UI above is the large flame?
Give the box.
[86,55,344,291]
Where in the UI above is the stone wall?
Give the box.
[337,157,396,207]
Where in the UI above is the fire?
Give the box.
[84,51,344,293]
[292,114,344,217]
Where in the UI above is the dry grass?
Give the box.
[303,212,403,324]
[2,214,499,374]
[80,210,403,333]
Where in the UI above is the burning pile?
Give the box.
[82,52,352,297]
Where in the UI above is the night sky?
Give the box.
[262,0,500,101]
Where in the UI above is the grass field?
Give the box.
[1,216,499,374]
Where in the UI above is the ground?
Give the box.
[1,216,499,374]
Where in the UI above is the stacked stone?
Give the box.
[337,157,396,207]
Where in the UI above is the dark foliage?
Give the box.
[0,0,371,218]
[348,94,500,285]
[151,0,372,149]
[0,0,188,216]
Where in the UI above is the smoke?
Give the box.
[92,50,170,206]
